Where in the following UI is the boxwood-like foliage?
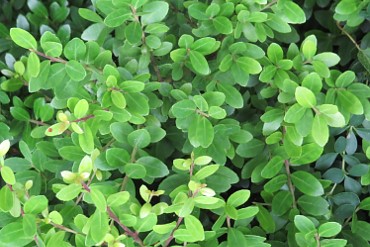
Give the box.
[0,0,370,246]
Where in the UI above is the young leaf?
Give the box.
[295,86,316,108]
[312,114,329,147]
[184,215,205,241]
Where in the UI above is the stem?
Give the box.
[226,216,231,228]
[315,233,321,247]
[196,109,210,118]
[261,0,278,11]
[75,170,97,205]
[163,217,184,247]
[336,21,361,50]
[29,119,48,126]
[120,175,129,191]
[151,55,163,82]
[284,159,297,208]
[107,207,144,247]
[81,181,91,192]
[30,49,67,64]
[34,236,41,247]
[51,222,81,235]
[73,114,95,123]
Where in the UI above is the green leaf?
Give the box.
[65,60,86,81]
[272,191,293,216]
[64,38,86,61]
[189,50,210,75]
[74,99,89,118]
[236,139,265,158]
[188,114,214,148]
[236,57,262,74]
[261,156,284,179]
[337,90,363,115]
[125,21,142,44]
[56,183,82,201]
[179,198,194,217]
[256,206,275,233]
[320,239,347,247]
[227,189,251,207]
[194,164,219,180]
[294,215,316,234]
[134,213,157,232]
[141,1,169,25]
[136,156,169,179]
[107,191,130,207]
[0,222,33,246]
[79,124,94,154]
[1,166,16,185]
[24,195,48,214]
[267,43,283,64]
[124,163,146,179]
[301,35,317,60]
[127,129,151,148]
[295,86,316,108]
[318,222,342,237]
[228,228,247,246]
[357,49,370,73]
[291,171,324,196]
[78,8,103,23]
[217,83,243,108]
[104,8,131,27]
[22,214,36,237]
[10,107,30,121]
[119,80,145,92]
[297,195,329,216]
[111,91,126,109]
[335,0,357,15]
[90,188,107,212]
[10,28,37,50]
[185,215,205,241]
[284,103,307,123]
[313,52,340,67]
[171,99,197,118]
[312,114,329,147]
[27,52,40,78]
[191,37,218,55]
[208,106,226,119]
[0,185,14,212]
[90,210,109,243]
[213,16,233,34]
[280,1,306,24]
[335,71,355,88]
[237,206,259,219]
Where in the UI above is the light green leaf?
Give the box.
[79,124,94,154]
[10,28,37,50]
[90,210,109,243]
[119,80,145,92]
[24,195,48,214]
[295,86,316,108]
[227,189,251,207]
[107,191,130,207]
[261,156,284,179]
[171,99,197,118]
[104,8,131,27]
[45,122,70,136]
[27,52,40,78]
[280,1,306,24]
[0,185,14,212]
[1,166,16,185]
[90,188,107,212]
[217,83,243,108]
[318,222,342,237]
[141,1,169,25]
[185,215,205,241]
[56,183,82,201]
[74,99,89,118]
[312,114,329,147]
[111,91,126,109]
[194,164,219,180]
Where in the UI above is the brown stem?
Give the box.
[151,55,163,82]
[73,114,95,123]
[51,222,81,235]
[120,175,129,191]
[315,233,321,247]
[29,119,48,126]
[75,170,97,205]
[196,109,210,118]
[163,217,184,247]
[81,181,91,192]
[285,159,297,208]
[29,49,67,64]
[226,216,231,228]
[107,207,144,247]
[336,21,361,50]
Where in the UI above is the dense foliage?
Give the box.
[0,0,370,246]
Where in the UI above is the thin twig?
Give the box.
[336,21,361,50]
[261,0,278,11]
[73,114,95,123]
[50,222,81,235]
[29,119,48,126]
[163,217,184,247]
[107,207,144,247]
[284,159,297,208]
[29,49,67,64]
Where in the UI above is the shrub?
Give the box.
[0,0,370,246]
